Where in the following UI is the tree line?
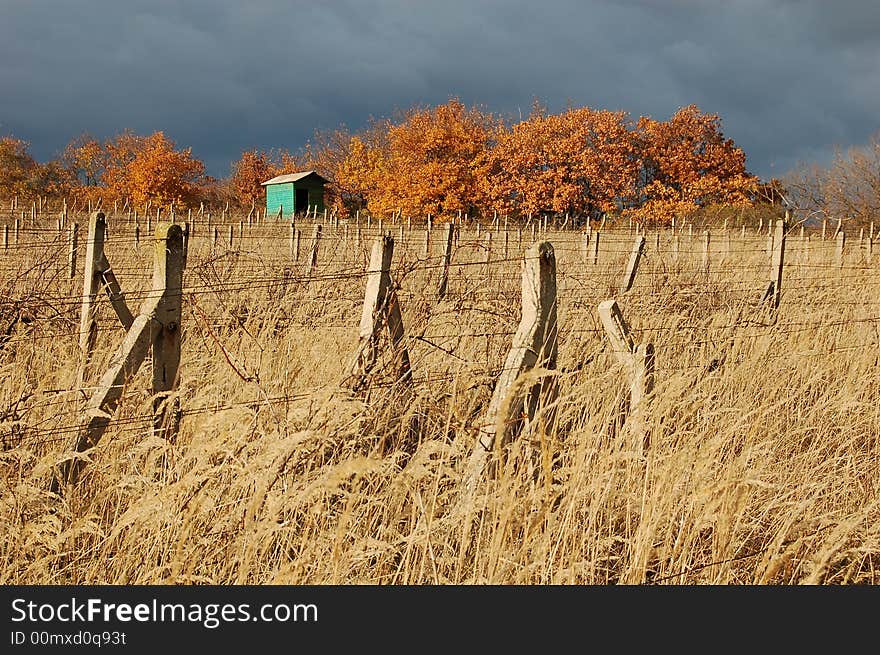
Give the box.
[0,98,795,225]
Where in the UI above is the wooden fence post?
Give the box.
[581,231,591,263]
[702,230,711,276]
[77,212,106,388]
[345,235,413,393]
[307,224,321,277]
[484,232,492,281]
[152,222,184,439]
[836,230,845,268]
[621,235,646,293]
[2,224,7,250]
[770,218,786,309]
[463,241,558,494]
[68,223,78,280]
[437,223,454,300]
[592,230,600,265]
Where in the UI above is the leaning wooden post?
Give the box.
[463,241,557,495]
[836,230,845,268]
[592,230,600,265]
[152,223,184,439]
[437,222,454,300]
[620,235,646,293]
[67,222,78,280]
[597,299,654,451]
[289,222,296,258]
[77,212,106,388]
[50,298,162,492]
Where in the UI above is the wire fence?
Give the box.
[3,214,879,453]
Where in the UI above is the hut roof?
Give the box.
[260,171,328,186]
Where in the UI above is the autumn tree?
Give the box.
[110,131,206,207]
[477,105,640,218]
[61,133,106,188]
[363,99,498,218]
[334,118,392,216]
[634,105,756,225]
[229,149,277,208]
[0,136,39,200]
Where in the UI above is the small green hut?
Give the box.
[261,171,327,219]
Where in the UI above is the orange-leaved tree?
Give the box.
[376,98,498,219]
[116,131,206,207]
[229,149,277,208]
[634,104,756,225]
[0,136,39,200]
[61,133,106,188]
[477,104,640,218]
[335,118,392,217]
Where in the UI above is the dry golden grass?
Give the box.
[1,214,878,584]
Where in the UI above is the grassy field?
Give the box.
[1,211,878,584]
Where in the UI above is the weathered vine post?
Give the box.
[77,212,106,388]
[437,222,454,300]
[307,224,321,277]
[620,235,646,293]
[152,223,184,439]
[345,235,412,394]
[769,218,786,309]
[581,231,591,263]
[483,232,492,282]
[67,222,78,280]
[463,241,558,496]
[702,230,711,276]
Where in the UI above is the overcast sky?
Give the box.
[2,0,878,181]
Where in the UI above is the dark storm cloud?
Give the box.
[1,0,878,179]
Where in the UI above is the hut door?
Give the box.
[295,188,309,214]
